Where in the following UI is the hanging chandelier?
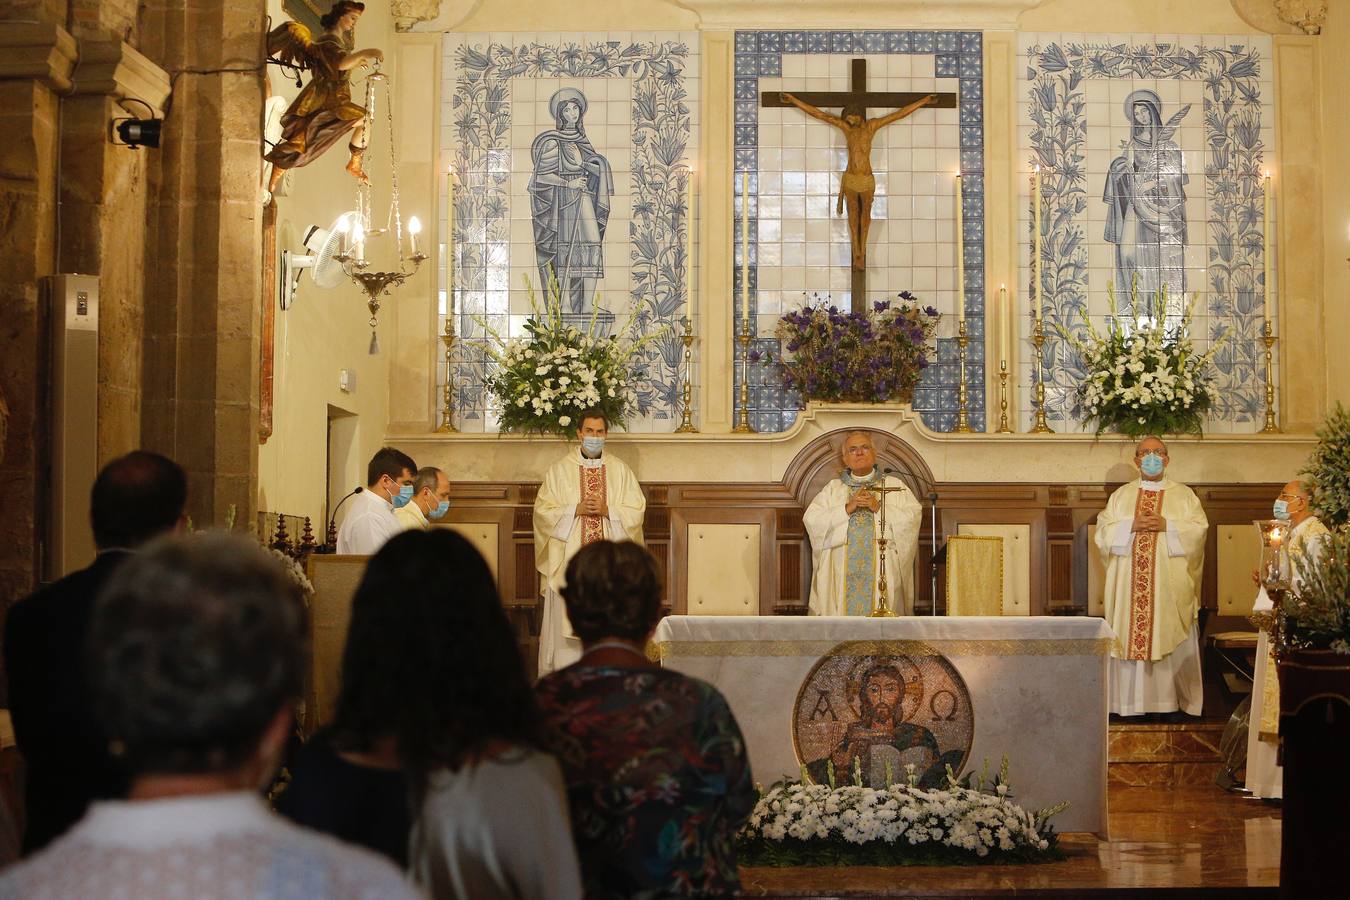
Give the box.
[332,65,425,354]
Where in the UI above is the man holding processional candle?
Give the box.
[804,431,922,616]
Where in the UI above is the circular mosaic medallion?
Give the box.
[792,640,974,789]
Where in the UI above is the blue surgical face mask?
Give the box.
[430,499,450,520]
[1139,452,1165,477]
[581,436,605,456]
[391,483,414,508]
[1273,499,1291,521]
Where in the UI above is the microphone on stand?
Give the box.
[320,486,362,554]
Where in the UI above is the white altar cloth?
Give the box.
[650,615,1110,834]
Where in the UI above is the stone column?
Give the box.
[0,21,77,609]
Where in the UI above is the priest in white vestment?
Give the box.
[804,431,923,616]
[533,410,646,676]
[1094,436,1209,716]
[1246,479,1329,799]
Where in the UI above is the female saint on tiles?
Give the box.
[1103,89,1191,320]
[529,88,614,314]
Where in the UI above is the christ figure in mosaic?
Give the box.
[528,87,615,313]
[779,91,938,272]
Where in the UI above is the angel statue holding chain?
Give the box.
[264,0,385,194]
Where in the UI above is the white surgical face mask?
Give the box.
[582,436,605,456]
[1139,452,1165,477]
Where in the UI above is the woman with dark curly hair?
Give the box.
[280,530,580,898]
[535,540,756,898]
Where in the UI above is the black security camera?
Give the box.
[114,118,162,149]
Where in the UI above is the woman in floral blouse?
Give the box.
[535,540,756,898]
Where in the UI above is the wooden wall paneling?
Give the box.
[671,507,777,616]
[940,507,1048,615]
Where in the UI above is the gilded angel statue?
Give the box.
[264,0,385,193]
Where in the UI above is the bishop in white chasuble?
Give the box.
[1094,437,1208,716]
[804,432,922,616]
[533,414,645,676]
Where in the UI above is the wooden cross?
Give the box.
[761,59,958,312]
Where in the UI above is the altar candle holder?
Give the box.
[1260,321,1280,434]
[434,315,459,433]
[954,319,973,433]
[732,320,756,434]
[997,360,1012,433]
[1030,317,1055,434]
[674,317,698,433]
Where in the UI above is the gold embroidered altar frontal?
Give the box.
[650,615,1112,835]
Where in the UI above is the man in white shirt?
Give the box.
[337,447,417,555]
[533,409,646,676]
[0,533,417,900]
[394,466,451,532]
[1093,436,1209,717]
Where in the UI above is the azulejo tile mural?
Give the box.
[734,30,986,434]
[442,33,699,431]
[1020,34,1275,433]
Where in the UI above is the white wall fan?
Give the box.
[280,211,354,310]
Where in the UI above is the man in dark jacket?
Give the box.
[4,451,186,853]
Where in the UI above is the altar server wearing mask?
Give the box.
[533,409,646,675]
[1094,436,1209,716]
[394,466,452,532]
[804,430,922,616]
[337,447,417,555]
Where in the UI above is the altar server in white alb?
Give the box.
[1094,436,1209,716]
[533,409,646,675]
[1246,479,1329,799]
[804,431,922,616]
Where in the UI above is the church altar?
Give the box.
[651,614,1111,835]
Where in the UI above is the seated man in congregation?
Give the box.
[0,534,417,898]
[1094,436,1209,717]
[336,446,417,554]
[533,408,645,675]
[804,430,922,615]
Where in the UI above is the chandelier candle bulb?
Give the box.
[1032,166,1042,323]
[741,170,750,327]
[1263,171,1273,325]
[407,216,421,257]
[955,174,964,324]
[336,214,350,256]
[352,220,365,264]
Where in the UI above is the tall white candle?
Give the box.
[1032,166,1042,322]
[447,165,456,318]
[999,284,1009,363]
[955,173,965,324]
[686,166,696,311]
[1263,171,1273,325]
[741,170,750,327]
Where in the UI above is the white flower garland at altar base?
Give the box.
[738,758,1067,867]
[477,275,668,435]
[1055,281,1230,438]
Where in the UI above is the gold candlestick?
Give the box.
[675,317,698,433]
[997,360,1012,433]
[1030,317,1055,434]
[732,322,756,434]
[1260,321,1280,433]
[865,482,910,618]
[954,319,973,432]
[435,315,459,433]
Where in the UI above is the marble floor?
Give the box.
[739,782,1280,897]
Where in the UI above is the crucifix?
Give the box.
[762,59,958,312]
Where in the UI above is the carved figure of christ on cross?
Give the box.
[762,59,957,311]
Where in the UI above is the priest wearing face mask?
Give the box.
[1094,436,1209,717]
[533,409,646,676]
[1246,479,1329,799]
[337,447,418,555]
[394,466,452,532]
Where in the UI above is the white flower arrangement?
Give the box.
[1056,281,1228,437]
[738,759,1065,867]
[478,276,667,435]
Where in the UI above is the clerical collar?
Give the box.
[1139,478,1166,492]
[577,450,604,469]
[841,467,880,487]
